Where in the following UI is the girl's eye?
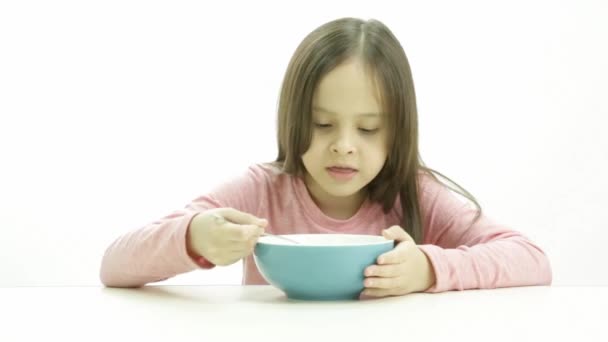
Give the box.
[313,123,379,134]
[359,128,379,134]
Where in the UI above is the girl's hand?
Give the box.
[187,208,268,266]
[362,226,436,298]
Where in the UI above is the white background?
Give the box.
[1,0,606,287]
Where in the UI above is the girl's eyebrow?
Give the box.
[312,105,384,117]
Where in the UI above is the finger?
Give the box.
[376,242,412,264]
[223,223,265,242]
[228,236,260,253]
[382,226,414,243]
[364,276,401,289]
[365,263,404,278]
[361,287,406,298]
[245,239,258,254]
[210,250,245,266]
[361,288,392,297]
[219,208,268,227]
[228,246,255,257]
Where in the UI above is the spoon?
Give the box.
[210,214,300,244]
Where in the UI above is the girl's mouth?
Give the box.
[326,167,358,180]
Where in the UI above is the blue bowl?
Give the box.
[253,234,394,300]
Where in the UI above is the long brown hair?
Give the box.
[272,17,481,243]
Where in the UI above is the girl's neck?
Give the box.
[303,173,367,220]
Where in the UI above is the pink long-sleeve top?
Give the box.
[99,163,552,292]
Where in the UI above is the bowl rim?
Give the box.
[256,233,394,247]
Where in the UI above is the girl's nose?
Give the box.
[331,135,356,155]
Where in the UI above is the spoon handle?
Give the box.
[210,213,298,244]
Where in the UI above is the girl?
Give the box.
[100,17,552,297]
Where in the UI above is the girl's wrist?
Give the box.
[186,214,215,269]
[417,248,436,291]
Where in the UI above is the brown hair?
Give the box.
[271,17,481,243]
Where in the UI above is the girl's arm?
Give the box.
[99,166,265,287]
[417,175,553,292]
[99,205,211,288]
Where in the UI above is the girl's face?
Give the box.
[302,58,389,209]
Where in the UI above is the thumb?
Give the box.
[382,226,414,243]
[219,208,268,227]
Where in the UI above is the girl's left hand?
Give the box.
[362,226,436,298]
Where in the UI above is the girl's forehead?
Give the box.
[311,92,383,119]
[312,105,384,119]
[315,60,377,93]
[312,59,383,115]
[312,78,382,116]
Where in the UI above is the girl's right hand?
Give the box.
[187,208,268,266]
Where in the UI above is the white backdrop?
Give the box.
[1,0,606,287]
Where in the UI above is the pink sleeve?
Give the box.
[99,165,266,288]
[417,175,553,292]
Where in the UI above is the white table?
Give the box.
[1,285,605,341]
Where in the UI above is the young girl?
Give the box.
[100,17,552,297]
